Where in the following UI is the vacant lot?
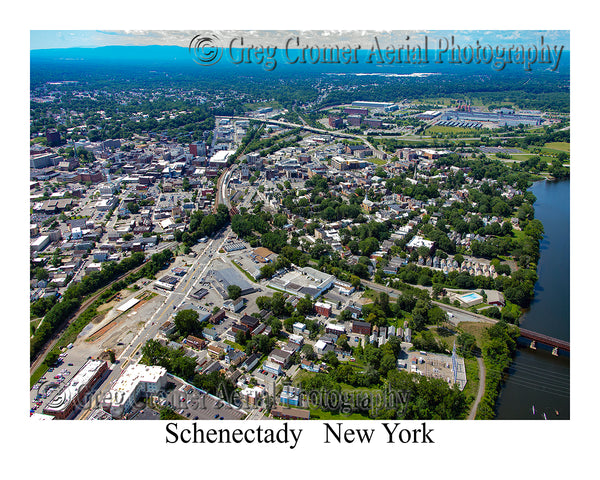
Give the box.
[543,141,570,153]
[458,321,490,346]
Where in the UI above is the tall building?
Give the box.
[315,302,332,317]
[347,115,362,127]
[189,141,207,157]
[105,364,168,418]
[343,107,368,116]
[363,118,383,128]
[328,116,343,128]
[46,128,62,146]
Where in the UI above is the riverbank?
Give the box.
[494,179,570,419]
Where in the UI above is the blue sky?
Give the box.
[30,30,570,50]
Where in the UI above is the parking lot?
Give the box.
[212,315,237,336]
[30,349,91,416]
[156,376,247,420]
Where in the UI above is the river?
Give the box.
[494,179,570,420]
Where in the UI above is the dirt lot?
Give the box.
[74,288,166,358]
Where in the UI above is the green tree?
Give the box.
[323,350,340,368]
[235,330,249,346]
[301,343,316,360]
[457,332,476,356]
[34,267,49,281]
[159,406,181,420]
[336,334,350,351]
[227,284,242,300]
[427,306,447,325]
[51,248,61,268]
[174,309,202,336]
[256,296,272,311]
[379,353,397,377]
[359,237,379,256]
[44,350,59,367]
[296,295,313,316]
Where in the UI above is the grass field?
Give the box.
[543,141,570,153]
[425,125,481,135]
[224,339,246,351]
[463,357,480,406]
[367,157,389,165]
[457,321,490,347]
[30,364,49,388]
[392,136,483,145]
[309,407,371,420]
[498,154,556,164]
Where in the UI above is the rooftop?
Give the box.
[45,359,106,414]
[109,364,167,408]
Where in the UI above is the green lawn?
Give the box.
[543,141,570,153]
[309,407,371,420]
[30,364,49,388]
[496,154,555,163]
[511,227,527,242]
[224,339,246,351]
[463,357,480,406]
[457,321,490,347]
[425,125,481,135]
[367,157,389,165]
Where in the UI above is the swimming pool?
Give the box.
[461,292,481,301]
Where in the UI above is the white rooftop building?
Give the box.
[106,364,167,418]
[406,235,435,251]
[209,150,234,167]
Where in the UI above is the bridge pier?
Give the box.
[518,328,570,355]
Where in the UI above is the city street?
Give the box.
[76,225,235,418]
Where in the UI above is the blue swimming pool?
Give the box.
[461,292,481,301]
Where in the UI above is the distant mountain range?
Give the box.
[31,45,570,76]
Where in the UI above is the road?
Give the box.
[77,227,233,419]
[29,241,176,375]
[468,356,486,420]
[361,279,496,325]
[228,116,380,153]
[363,279,491,420]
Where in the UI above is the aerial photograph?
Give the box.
[28,29,571,424]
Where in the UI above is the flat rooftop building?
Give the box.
[43,359,108,419]
[352,101,395,109]
[406,235,435,251]
[106,364,167,418]
[267,266,336,300]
